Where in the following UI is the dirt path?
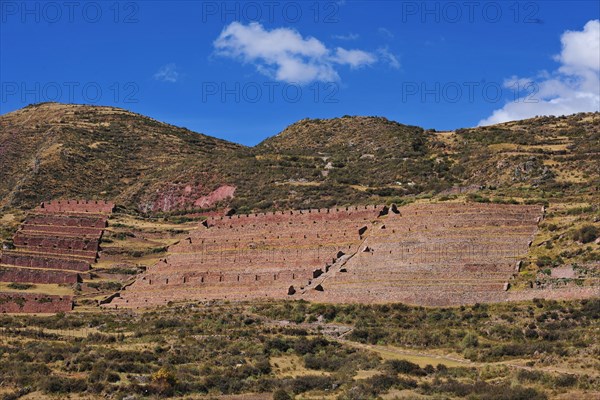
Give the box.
[336,337,472,368]
[334,335,599,377]
[256,314,599,378]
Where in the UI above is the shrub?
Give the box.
[151,367,177,385]
[150,367,178,395]
[386,359,424,375]
[572,225,598,243]
[461,332,479,349]
[273,389,292,400]
[40,376,87,393]
[7,283,34,290]
[554,374,577,387]
[425,379,547,400]
[517,369,544,383]
[290,375,333,394]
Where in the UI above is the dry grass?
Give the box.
[271,355,330,378]
[339,340,467,368]
[0,282,72,295]
[381,389,428,399]
[353,369,381,380]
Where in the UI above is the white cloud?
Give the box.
[332,47,377,68]
[153,63,179,83]
[479,20,600,126]
[332,33,359,41]
[214,22,394,84]
[377,47,400,69]
[556,20,600,72]
[378,27,395,39]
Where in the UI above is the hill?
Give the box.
[253,113,599,205]
[0,103,598,216]
[0,102,247,212]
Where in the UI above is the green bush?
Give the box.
[386,359,425,376]
[7,283,34,290]
[461,332,479,349]
[273,389,292,400]
[572,225,598,243]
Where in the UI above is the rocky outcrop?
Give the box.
[139,183,236,213]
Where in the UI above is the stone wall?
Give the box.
[0,199,112,311]
[38,200,115,214]
[0,199,110,273]
[103,203,595,309]
[25,214,108,228]
[13,233,99,251]
[506,286,600,302]
[0,292,73,313]
[0,267,81,284]
[303,203,542,305]
[0,253,89,271]
[107,205,384,308]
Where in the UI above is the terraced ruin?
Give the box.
[302,203,596,305]
[1,107,598,314]
[0,200,113,313]
[106,205,382,308]
[105,202,597,309]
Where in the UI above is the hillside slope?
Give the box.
[0,103,598,214]
[245,112,599,210]
[0,103,247,212]
[1,103,598,301]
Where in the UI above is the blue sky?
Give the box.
[1,1,599,145]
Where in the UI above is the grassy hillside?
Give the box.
[0,102,247,212]
[0,105,597,400]
[0,299,598,399]
[1,105,598,268]
[252,113,599,207]
[1,103,598,214]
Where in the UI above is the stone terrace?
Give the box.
[0,292,73,313]
[302,203,543,305]
[0,200,113,312]
[108,205,383,308]
[106,203,554,308]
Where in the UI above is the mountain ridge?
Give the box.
[1,102,598,214]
